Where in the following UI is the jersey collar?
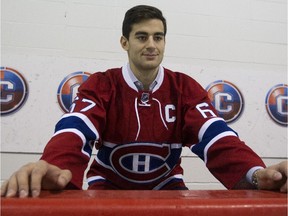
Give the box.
[122,63,164,93]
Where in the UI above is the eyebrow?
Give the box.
[135,31,165,36]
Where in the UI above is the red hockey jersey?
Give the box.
[41,63,265,190]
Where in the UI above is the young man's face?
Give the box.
[121,19,166,73]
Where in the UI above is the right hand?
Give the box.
[1,160,72,198]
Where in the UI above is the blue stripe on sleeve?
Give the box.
[191,119,238,161]
[55,116,98,141]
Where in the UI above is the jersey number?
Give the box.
[196,102,216,118]
[70,97,96,112]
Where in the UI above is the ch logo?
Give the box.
[109,143,181,183]
[0,67,29,115]
[265,84,287,126]
[206,80,244,123]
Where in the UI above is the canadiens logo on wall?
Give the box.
[265,84,288,126]
[0,67,29,116]
[206,80,244,123]
[57,71,91,113]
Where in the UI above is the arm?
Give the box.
[40,73,110,189]
[181,77,273,190]
[1,72,111,197]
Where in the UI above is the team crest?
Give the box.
[206,80,244,123]
[98,142,182,184]
[0,67,29,116]
[265,84,288,126]
[57,71,91,113]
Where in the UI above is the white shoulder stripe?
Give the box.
[198,117,224,141]
[61,112,99,139]
[53,128,86,143]
[204,131,237,164]
[53,128,91,157]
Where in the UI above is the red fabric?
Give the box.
[41,66,265,190]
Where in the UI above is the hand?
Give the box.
[1,160,72,198]
[257,161,287,193]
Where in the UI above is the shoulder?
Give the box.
[163,67,206,96]
[89,68,122,82]
[80,67,122,92]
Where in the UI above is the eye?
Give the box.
[154,35,164,41]
[137,36,147,41]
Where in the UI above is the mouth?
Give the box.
[142,53,158,58]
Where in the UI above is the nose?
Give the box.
[146,36,156,50]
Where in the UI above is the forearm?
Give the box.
[41,133,91,189]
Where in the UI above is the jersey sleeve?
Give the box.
[181,76,265,189]
[41,72,112,189]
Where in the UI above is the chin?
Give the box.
[142,63,160,70]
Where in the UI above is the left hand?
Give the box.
[257,161,287,193]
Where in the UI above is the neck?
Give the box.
[130,65,159,90]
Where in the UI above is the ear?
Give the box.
[120,36,129,51]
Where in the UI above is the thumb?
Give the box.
[40,164,72,191]
[56,169,72,189]
[272,172,282,181]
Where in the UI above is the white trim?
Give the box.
[95,155,115,172]
[204,131,237,164]
[153,174,183,190]
[53,128,90,157]
[198,117,224,141]
[103,141,118,148]
[87,175,106,184]
[122,63,139,92]
[171,143,182,149]
[152,98,168,130]
[134,97,141,140]
[246,166,264,184]
[152,65,164,93]
[61,112,99,139]
[122,63,164,93]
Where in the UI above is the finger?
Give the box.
[280,182,287,193]
[30,160,49,197]
[16,163,35,198]
[259,168,281,182]
[272,172,283,181]
[279,161,288,177]
[258,168,285,191]
[1,180,9,197]
[5,174,19,197]
[57,169,72,189]
[42,164,72,190]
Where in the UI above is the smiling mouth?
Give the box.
[143,54,158,57]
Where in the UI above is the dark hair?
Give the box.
[122,5,167,39]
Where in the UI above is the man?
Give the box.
[1,5,287,198]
